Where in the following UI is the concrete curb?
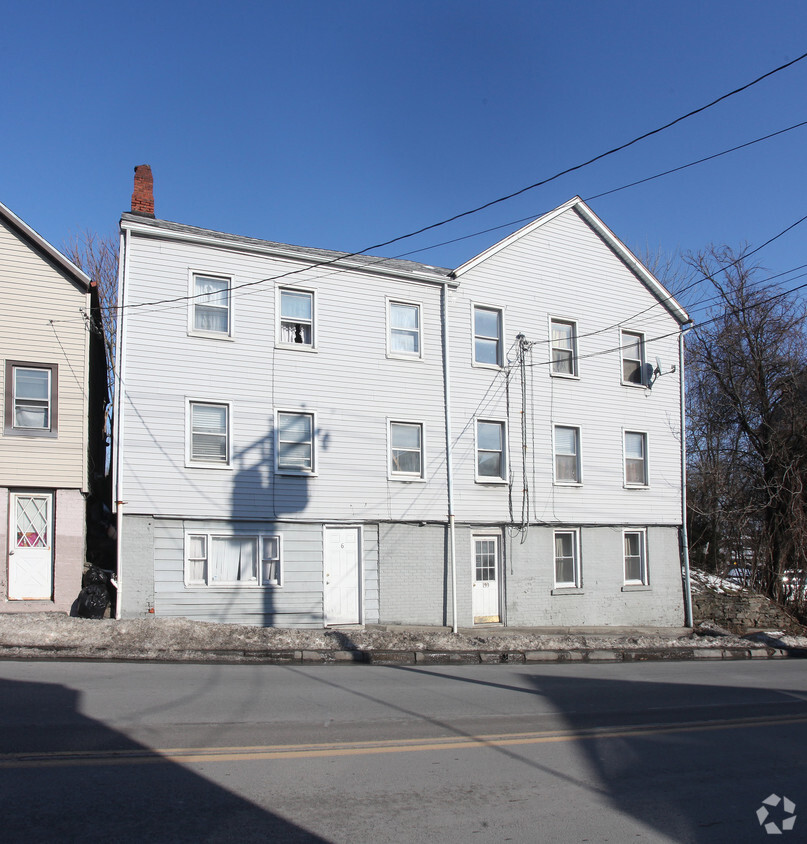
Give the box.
[0,644,801,665]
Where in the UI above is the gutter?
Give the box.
[441,281,459,633]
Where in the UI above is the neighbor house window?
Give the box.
[188,401,230,465]
[473,306,503,367]
[279,288,314,347]
[276,411,315,473]
[554,530,580,588]
[389,421,423,478]
[389,301,421,357]
[4,362,57,436]
[476,420,506,481]
[192,274,231,335]
[186,533,282,587]
[554,425,581,483]
[550,319,577,376]
[624,431,648,486]
[621,330,645,385]
[624,530,648,584]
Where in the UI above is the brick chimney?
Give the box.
[131,164,155,217]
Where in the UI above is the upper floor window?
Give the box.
[188,401,230,466]
[550,319,578,377]
[4,361,58,437]
[192,274,231,335]
[389,421,424,479]
[186,533,282,587]
[554,529,581,588]
[476,420,506,482]
[621,330,645,385]
[388,301,421,358]
[624,530,648,585]
[473,306,503,367]
[276,411,315,473]
[554,425,581,484]
[279,289,314,348]
[624,431,648,486]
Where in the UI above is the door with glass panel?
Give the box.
[472,535,500,623]
[8,492,53,600]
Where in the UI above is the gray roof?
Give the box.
[120,213,453,282]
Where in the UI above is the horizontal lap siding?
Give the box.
[0,219,89,489]
[120,235,447,523]
[449,208,683,526]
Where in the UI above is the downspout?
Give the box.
[441,281,458,633]
[679,324,694,627]
[113,226,129,620]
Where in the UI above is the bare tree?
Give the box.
[685,246,807,616]
[64,230,118,437]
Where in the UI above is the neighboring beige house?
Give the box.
[0,200,104,612]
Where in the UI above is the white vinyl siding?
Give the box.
[554,529,580,588]
[550,319,577,377]
[624,431,648,486]
[553,425,581,484]
[190,273,231,336]
[278,288,314,348]
[185,532,282,587]
[389,421,424,479]
[388,300,421,358]
[475,419,506,482]
[276,411,315,474]
[187,401,230,467]
[621,330,645,386]
[624,530,648,585]
[472,305,503,367]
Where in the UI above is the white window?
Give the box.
[476,420,506,481]
[621,330,645,385]
[188,401,230,466]
[279,288,314,348]
[389,421,423,478]
[473,305,503,367]
[624,431,648,486]
[554,425,581,484]
[624,530,648,584]
[550,319,577,376]
[276,411,315,473]
[4,362,57,436]
[185,533,282,587]
[388,301,421,358]
[191,274,231,335]
[554,529,580,588]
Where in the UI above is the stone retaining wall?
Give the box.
[693,590,804,634]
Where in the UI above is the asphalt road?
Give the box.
[0,659,805,843]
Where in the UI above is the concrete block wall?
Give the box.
[120,514,155,617]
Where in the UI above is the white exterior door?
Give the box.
[472,535,500,624]
[324,526,361,625]
[8,492,54,600]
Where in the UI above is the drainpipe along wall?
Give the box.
[441,281,458,633]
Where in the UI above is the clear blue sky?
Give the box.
[2,1,806,318]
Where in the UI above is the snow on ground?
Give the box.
[689,568,746,595]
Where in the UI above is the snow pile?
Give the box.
[689,568,746,595]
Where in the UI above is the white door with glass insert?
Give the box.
[8,492,53,600]
[472,535,500,623]
[324,526,361,625]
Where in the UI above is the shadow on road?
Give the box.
[0,676,327,843]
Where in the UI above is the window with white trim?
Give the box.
[189,401,230,465]
[554,425,581,483]
[624,431,648,486]
[276,411,315,473]
[192,274,231,335]
[473,306,503,367]
[185,534,282,586]
[624,530,648,584]
[279,288,314,347]
[389,421,423,478]
[388,301,421,357]
[4,361,57,436]
[550,319,577,376]
[554,529,580,588]
[621,330,645,385]
[476,420,506,481]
